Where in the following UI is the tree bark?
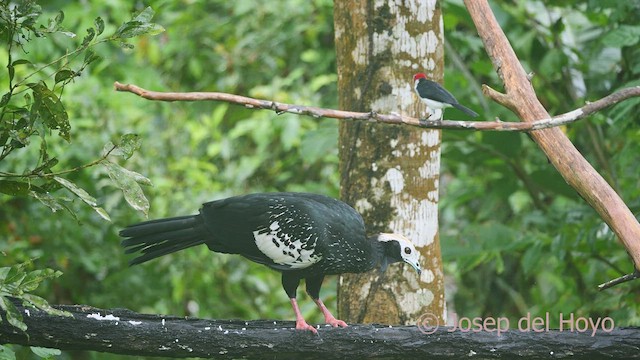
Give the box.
[2,303,640,359]
[334,1,445,325]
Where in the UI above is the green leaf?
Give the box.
[0,180,33,196]
[602,25,640,47]
[103,161,150,215]
[0,92,11,107]
[53,176,97,207]
[83,49,101,66]
[521,243,543,275]
[2,263,27,293]
[53,176,111,221]
[81,27,95,48]
[103,133,141,159]
[114,7,165,39]
[94,17,104,36]
[29,82,70,142]
[93,207,111,222]
[21,294,72,318]
[54,69,75,84]
[0,297,27,332]
[12,59,32,66]
[29,191,76,221]
[20,269,57,292]
[31,347,61,359]
[0,345,17,360]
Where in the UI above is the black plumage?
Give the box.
[413,73,479,117]
[120,192,421,333]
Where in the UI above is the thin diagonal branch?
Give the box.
[464,0,640,289]
[113,82,640,133]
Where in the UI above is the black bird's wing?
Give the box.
[416,79,459,105]
[200,193,330,272]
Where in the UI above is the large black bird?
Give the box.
[120,192,421,333]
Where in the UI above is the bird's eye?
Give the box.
[404,247,412,254]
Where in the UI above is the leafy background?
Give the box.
[1,0,639,358]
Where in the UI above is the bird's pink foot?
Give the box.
[325,316,348,328]
[314,298,348,328]
[295,319,318,334]
[290,298,319,334]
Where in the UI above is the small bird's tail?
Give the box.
[120,215,206,265]
[453,103,479,117]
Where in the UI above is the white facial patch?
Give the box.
[378,233,421,271]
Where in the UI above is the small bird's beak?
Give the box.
[408,261,422,276]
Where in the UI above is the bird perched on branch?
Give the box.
[120,192,421,334]
[413,72,478,119]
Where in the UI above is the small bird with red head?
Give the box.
[413,73,478,118]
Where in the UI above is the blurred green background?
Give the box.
[1,0,639,358]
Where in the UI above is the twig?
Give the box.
[113,82,640,133]
[598,269,640,291]
[0,145,117,178]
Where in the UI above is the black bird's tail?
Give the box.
[120,215,206,265]
[453,103,479,117]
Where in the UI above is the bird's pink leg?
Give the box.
[313,298,348,328]
[290,298,318,334]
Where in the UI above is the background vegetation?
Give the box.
[1,0,638,358]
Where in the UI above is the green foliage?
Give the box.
[2,0,639,359]
[1,1,337,358]
[0,1,163,220]
[442,0,640,327]
[0,260,71,332]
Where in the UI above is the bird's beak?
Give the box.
[408,261,422,276]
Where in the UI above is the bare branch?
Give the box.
[114,82,640,133]
[598,269,640,291]
[464,0,640,288]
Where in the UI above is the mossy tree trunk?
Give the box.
[334,0,445,325]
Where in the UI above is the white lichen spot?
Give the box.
[421,269,435,283]
[390,199,438,247]
[352,37,369,65]
[87,313,120,321]
[419,158,440,180]
[355,198,373,213]
[128,321,142,326]
[24,309,30,317]
[359,281,372,301]
[421,130,440,147]
[162,318,165,326]
[384,168,405,194]
[371,162,378,172]
[390,138,399,148]
[400,288,434,315]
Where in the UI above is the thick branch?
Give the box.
[113,82,640,132]
[2,303,640,359]
[464,0,640,284]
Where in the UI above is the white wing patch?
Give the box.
[253,221,321,269]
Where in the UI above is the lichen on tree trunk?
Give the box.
[334,0,445,325]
